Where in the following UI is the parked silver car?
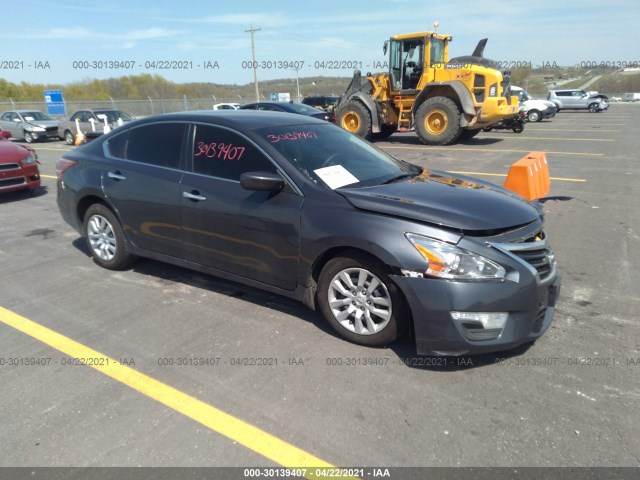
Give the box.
[0,110,59,143]
[547,89,608,112]
[58,109,134,145]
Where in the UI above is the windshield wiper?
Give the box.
[382,170,421,185]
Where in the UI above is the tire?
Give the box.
[512,123,524,133]
[64,130,75,145]
[317,253,408,347]
[414,96,462,146]
[527,109,541,122]
[24,131,34,143]
[588,103,598,113]
[482,127,493,132]
[372,123,397,140]
[458,128,481,141]
[82,204,136,270]
[336,100,373,140]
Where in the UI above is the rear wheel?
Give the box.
[317,254,408,347]
[336,100,373,140]
[414,96,462,146]
[82,204,136,270]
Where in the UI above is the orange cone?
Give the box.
[504,152,550,200]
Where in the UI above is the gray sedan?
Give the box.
[0,110,59,143]
[56,111,560,356]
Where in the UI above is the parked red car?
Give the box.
[0,131,41,193]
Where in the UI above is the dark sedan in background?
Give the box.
[56,111,559,356]
[240,101,336,123]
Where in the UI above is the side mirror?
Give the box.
[240,171,284,192]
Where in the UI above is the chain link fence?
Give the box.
[0,97,246,118]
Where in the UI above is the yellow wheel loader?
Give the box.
[336,32,518,145]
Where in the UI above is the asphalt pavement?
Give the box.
[1,105,638,476]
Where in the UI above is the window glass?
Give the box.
[192,124,276,180]
[256,123,418,189]
[107,123,185,169]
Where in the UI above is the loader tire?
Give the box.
[415,96,462,146]
[337,100,373,140]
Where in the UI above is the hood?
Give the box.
[337,170,540,232]
[26,120,58,129]
[0,140,33,163]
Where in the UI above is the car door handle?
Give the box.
[183,191,207,201]
[107,171,126,181]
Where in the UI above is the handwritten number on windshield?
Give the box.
[268,131,318,143]
[195,142,245,161]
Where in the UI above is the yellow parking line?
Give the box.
[525,129,617,133]
[448,171,586,182]
[383,146,604,156]
[41,174,56,179]
[486,136,613,142]
[0,306,340,477]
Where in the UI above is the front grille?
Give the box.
[0,176,26,188]
[491,232,556,283]
[0,163,20,171]
[46,126,58,133]
[512,247,554,280]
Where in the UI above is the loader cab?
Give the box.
[386,33,450,92]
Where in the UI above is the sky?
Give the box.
[2,0,639,89]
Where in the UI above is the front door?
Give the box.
[180,123,303,290]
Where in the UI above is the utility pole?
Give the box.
[293,67,301,102]
[245,25,261,102]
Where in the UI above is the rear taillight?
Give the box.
[55,158,76,180]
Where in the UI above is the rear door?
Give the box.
[102,122,188,256]
[180,123,303,290]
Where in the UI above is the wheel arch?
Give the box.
[305,245,406,308]
[341,92,382,133]
[414,81,476,118]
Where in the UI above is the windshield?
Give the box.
[21,111,53,121]
[95,110,134,122]
[257,124,420,189]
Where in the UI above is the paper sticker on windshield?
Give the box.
[314,165,358,189]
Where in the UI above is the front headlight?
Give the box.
[405,233,505,280]
[31,126,46,132]
[21,154,37,165]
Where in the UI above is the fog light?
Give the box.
[451,312,508,341]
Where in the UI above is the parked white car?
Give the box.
[212,103,241,110]
[511,86,557,122]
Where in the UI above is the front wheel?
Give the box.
[24,131,34,143]
[82,204,136,270]
[317,254,408,347]
[414,96,462,145]
[336,100,373,140]
[64,130,75,145]
[588,103,599,113]
[527,109,541,122]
